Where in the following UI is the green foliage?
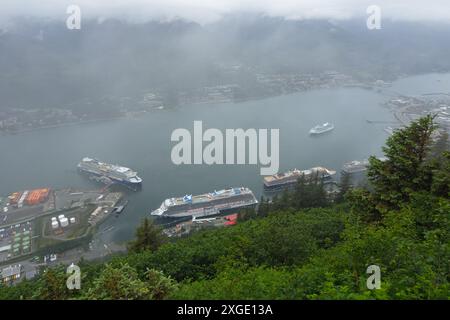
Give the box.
[266,173,330,214]
[293,172,329,209]
[367,115,436,211]
[0,278,39,300]
[335,171,352,203]
[34,265,74,300]
[83,263,176,300]
[125,208,345,282]
[127,218,167,253]
[173,265,294,300]
[430,151,450,197]
[86,263,151,299]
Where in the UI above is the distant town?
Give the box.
[0,68,389,134]
[383,93,450,135]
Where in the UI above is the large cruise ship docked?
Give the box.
[77,157,142,189]
[342,159,370,174]
[264,167,336,191]
[342,157,388,174]
[151,187,258,218]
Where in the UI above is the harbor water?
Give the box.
[1,72,449,245]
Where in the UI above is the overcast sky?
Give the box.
[2,0,450,24]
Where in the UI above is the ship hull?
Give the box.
[264,181,297,192]
[264,176,334,192]
[153,201,257,219]
[342,168,367,174]
[78,168,142,190]
[309,127,334,135]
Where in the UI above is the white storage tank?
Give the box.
[60,217,69,228]
[58,214,65,220]
[51,221,59,229]
[69,217,76,224]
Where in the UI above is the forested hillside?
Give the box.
[0,115,448,300]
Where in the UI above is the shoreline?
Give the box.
[0,116,123,137]
[2,70,450,138]
[0,80,387,137]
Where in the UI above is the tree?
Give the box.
[430,151,450,197]
[430,130,449,161]
[86,263,144,300]
[291,172,329,209]
[172,265,293,300]
[238,207,258,221]
[278,189,292,211]
[256,196,270,218]
[127,218,167,253]
[85,263,177,300]
[144,268,178,300]
[34,266,72,300]
[293,174,307,208]
[312,178,329,208]
[367,115,437,211]
[335,171,352,203]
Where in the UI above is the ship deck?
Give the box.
[169,188,253,206]
[264,167,334,184]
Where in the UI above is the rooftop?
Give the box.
[1,264,22,278]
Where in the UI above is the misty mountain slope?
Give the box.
[1,16,450,109]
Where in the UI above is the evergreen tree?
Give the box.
[34,266,71,300]
[428,131,450,197]
[294,174,307,208]
[256,196,270,218]
[238,207,258,221]
[367,115,437,211]
[145,268,178,300]
[278,189,291,210]
[314,178,329,208]
[430,151,450,197]
[336,171,352,203]
[127,218,166,253]
[430,130,449,161]
[87,263,150,300]
[292,172,328,209]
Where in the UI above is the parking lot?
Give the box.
[0,221,33,262]
[0,205,45,227]
[54,189,104,210]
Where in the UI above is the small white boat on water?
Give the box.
[309,122,335,135]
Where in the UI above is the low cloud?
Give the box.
[1,0,450,24]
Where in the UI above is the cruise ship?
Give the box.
[342,157,388,174]
[151,187,258,218]
[264,167,336,191]
[342,160,370,174]
[77,157,142,189]
[309,122,334,135]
